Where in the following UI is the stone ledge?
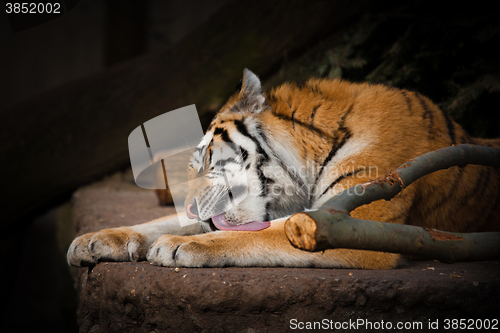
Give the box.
[72,173,500,332]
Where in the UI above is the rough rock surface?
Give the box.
[72,173,500,332]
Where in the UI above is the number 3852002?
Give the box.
[6,2,61,14]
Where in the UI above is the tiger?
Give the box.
[67,68,500,269]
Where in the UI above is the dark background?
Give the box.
[0,0,498,332]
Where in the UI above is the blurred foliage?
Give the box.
[266,1,500,138]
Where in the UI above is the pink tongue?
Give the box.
[212,213,270,231]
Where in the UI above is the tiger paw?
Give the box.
[147,235,226,268]
[67,228,149,267]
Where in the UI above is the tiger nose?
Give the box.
[186,200,199,219]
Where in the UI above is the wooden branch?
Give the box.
[285,144,500,263]
[285,212,500,262]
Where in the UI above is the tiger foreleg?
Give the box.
[67,213,205,267]
[146,218,400,269]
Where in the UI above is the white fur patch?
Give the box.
[197,132,213,149]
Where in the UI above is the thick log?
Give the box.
[285,212,500,262]
[285,144,500,262]
[1,0,373,227]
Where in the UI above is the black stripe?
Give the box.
[234,120,269,160]
[310,84,321,94]
[432,166,463,210]
[220,130,232,145]
[291,107,297,131]
[272,109,330,138]
[214,127,236,149]
[256,121,306,188]
[214,125,245,156]
[264,202,271,221]
[318,168,363,199]
[341,103,355,124]
[214,157,239,168]
[213,127,224,135]
[240,147,249,162]
[310,105,319,126]
[265,92,276,104]
[194,145,209,169]
[441,111,456,145]
[474,167,492,197]
[455,168,488,212]
[234,119,273,197]
[225,180,234,204]
[416,93,434,136]
[237,116,306,194]
[316,131,351,181]
[315,104,354,183]
[256,123,269,146]
[401,91,412,115]
[452,167,490,218]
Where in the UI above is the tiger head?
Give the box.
[184,69,310,231]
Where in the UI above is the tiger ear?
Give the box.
[240,68,262,97]
[237,68,266,113]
